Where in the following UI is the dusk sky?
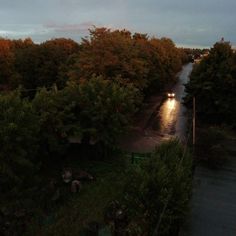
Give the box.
[0,0,235,48]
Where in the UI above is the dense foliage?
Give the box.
[194,126,229,167]
[0,91,39,194]
[0,28,186,95]
[184,41,236,125]
[70,28,183,93]
[122,140,192,235]
[65,76,141,146]
[0,28,189,235]
[0,37,79,90]
[32,87,77,158]
[0,76,138,193]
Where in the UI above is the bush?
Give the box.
[0,91,40,194]
[196,126,228,167]
[122,139,192,235]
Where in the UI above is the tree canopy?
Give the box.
[66,76,140,146]
[123,140,192,235]
[0,91,39,193]
[69,27,183,93]
[184,41,236,124]
[0,27,185,97]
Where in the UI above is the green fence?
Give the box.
[125,152,152,164]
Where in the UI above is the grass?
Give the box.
[26,153,130,236]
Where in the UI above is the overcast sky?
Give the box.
[0,0,235,48]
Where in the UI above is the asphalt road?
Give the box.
[119,63,193,152]
[181,147,236,236]
[147,63,193,142]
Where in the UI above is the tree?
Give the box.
[123,140,192,235]
[14,38,79,90]
[32,87,79,158]
[0,39,15,88]
[184,41,236,124]
[159,38,182,80]
[71,27,149,90]
[0,91,39,194]
[31,76,140,159]
[68,27,183,96]
[64,75,141,147]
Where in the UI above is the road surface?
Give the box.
[119,63,193,152]
[181,141,236,236]
[146,63,193,142]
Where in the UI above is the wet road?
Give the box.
[119,63,193,152]
[147,63,193,142]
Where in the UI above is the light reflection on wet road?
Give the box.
[158,98,180,135]
[148,63,193,142]
[119,63,193,152]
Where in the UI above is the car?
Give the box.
[167,92,175,98]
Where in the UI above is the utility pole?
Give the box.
[193,97,196,146]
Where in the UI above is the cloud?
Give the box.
[0,0,235,47]
[0,24,51,38]
[44,22,94,34]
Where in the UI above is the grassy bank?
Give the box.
[26,153,130,235]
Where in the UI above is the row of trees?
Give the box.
[74,28,184,93]
[0,37,79,90]
[0,27,187,95]
[184,41,236,125]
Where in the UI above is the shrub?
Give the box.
[0,91,40,194]
[196,126,228,167]
[122,139,192,235]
